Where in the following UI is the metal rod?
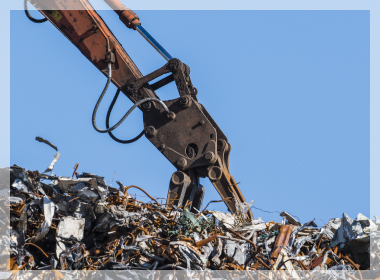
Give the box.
[136,25,173,61]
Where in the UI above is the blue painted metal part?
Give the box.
[136,25,173,61]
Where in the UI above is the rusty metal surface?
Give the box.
[29,0,157,104]
[103,0,141,29]
[2,164,379,272]
[144,97,217,170]
[270,225,294,261]
[27,1,252,218]
[8,2,380,274]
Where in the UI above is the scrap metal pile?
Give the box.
[2,165,379,273]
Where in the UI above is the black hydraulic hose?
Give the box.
[106,89,144,144]
[92,63,169,133]
[24,0,48,23]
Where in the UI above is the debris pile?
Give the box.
[1,165,378,273]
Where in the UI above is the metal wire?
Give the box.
[106,89,144,144]
[250,205,302,224]
[24,0,47,23]
[124,185,160,206]
[92,63,169,134]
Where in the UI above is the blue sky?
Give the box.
[10,10,369,224]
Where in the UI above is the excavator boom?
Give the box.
[27,0,254,220]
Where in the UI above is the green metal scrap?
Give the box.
[165,209,216,238]
[258,230,279,242]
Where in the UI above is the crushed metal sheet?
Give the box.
[30,197,55,243]
[208,211,235,228]
[56,216,85,241]
[35,136,60,173]
[2,164,377,271]
[280,211,301,226]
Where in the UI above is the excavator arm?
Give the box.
[27,0,254,220]
[28,0,155,102]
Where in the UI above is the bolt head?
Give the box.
[179,96,191,108]
[167,111,176,120]
[199,120,205,125]
[126,83,137,93]
[159,144,166,150]
[146,126,157,137]
[177,158,187,168]
[169,59,180,71]
[204,152,215,162]
[217,139,227,151]
[142,102,152,110]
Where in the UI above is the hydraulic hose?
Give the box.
[24,0,48,23]
[92,63,169,134]
[106,89,144,144]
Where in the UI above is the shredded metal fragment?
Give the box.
[2,164,376,272]
[35,136,60,173]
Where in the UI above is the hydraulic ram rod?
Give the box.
[103,0,173,61]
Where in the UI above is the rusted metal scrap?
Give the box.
[0,165,378,272]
